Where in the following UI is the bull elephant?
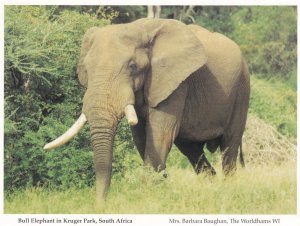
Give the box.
[44,18,250,203]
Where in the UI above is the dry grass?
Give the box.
[243,114,296,166]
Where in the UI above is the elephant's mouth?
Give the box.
[43,104,138,150]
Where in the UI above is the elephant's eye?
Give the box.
[129,61,138,73]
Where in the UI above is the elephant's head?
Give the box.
[44,18,207,202]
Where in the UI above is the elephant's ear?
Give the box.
[76,27,98,87]
[140,19,207,107]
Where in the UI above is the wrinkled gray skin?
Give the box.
[76,18,250,203]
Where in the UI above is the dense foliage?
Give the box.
[4,6,113,191]
[4,6,297,192]
[230,7,297,80]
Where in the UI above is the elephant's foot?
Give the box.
[161,169,168,178]
[195,164,217,176]
[95,197,106,211]
[194,154,217,176]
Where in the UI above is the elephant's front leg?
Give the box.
[143,113,179,171]
[143,84,187,171]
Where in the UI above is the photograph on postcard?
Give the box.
[3,5,297,214]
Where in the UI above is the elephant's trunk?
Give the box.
[43,95,138,202]
[88,117,117,202]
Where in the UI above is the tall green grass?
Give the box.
[4,160,296,214]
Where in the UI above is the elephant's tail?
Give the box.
[239,142,245,167]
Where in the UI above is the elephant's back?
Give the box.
[188,24,243,94]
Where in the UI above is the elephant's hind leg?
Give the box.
[175,140,216,176]
[221,142,240,175]
[221,64,250,175]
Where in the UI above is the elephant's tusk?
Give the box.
[124,105,138,126]
[44,113,87,150]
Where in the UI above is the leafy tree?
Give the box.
[230,6,297,79]
[4,6,115,191]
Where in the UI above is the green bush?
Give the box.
[4,6,114,191]
[230,6,296,80]
[249,76,296,138]
[262,42,295,77]
[112,119,142,178]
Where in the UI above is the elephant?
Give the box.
[44,18,250,203]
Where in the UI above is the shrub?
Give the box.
[249,76,296,138]
[231,6,296,79]
[4,6,114,191]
